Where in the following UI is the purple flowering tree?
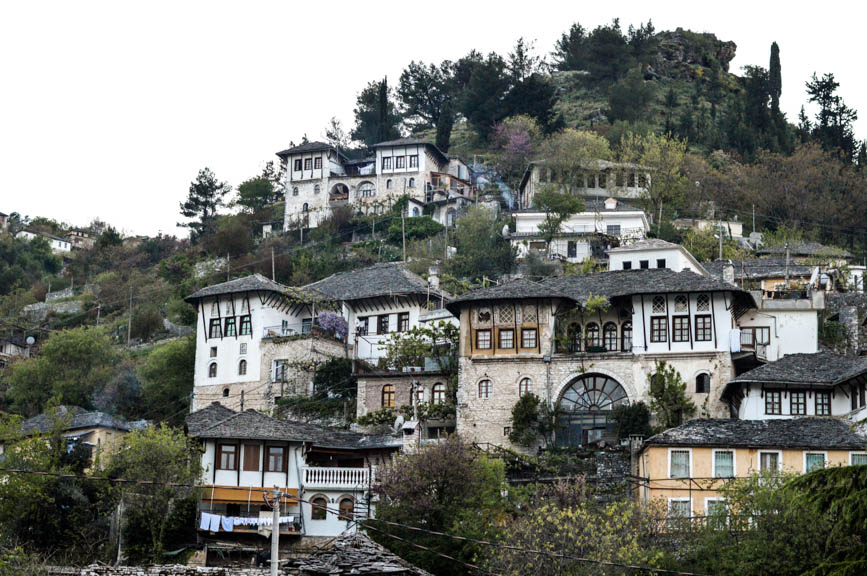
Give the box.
[317,312,348,341]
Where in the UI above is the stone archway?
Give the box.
[555,373,628,447]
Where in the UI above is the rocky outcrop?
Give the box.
[653,28,737,78]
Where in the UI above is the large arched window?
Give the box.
[209,363,217,378]
[382,384,395,408]
[311,496,328,521]
[585,323,600,348]
[519,377,533,397]
[478,379,492,399]
[238,359,247,376]
[603,322,618,351]
[432,382,446,405]
[357,181,376,198]
[338,497,354,521]
[557,374,629,447]
[621,322,633,352]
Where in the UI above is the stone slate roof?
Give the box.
[726,352,867,388]
[544,269,757,308]
[446,278,570,315]
[20,405,148,435]
[757,241,852,259]
[276,141,339,158]
[185,273,321,304]
[186,404,401,451]
[705,258,813,281]
[373,137,448,163]
[644,418,867,450]
[285,533,433,575]
[607,238,681,252]
[305,262,445,302]
[514,196,642,214]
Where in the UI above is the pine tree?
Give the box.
[178,168,230,242]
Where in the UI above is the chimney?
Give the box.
[604,197,618,210]
[722,261,735,285]
[428,266,440,290]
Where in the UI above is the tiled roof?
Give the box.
[705,258,813,281]
[726,352,867,388]
[185,404,401,450]
[644,418,867,450]
[276,141,336,158]
[757,241,852,259]
[544,269,757,307]
[20,405,148,435]
[607,238,681,252]
[372,138,448,163]
[305,262,445,302]
[185,273,318,304]
[446,278,570,315]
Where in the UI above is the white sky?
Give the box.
[1,1,864,237]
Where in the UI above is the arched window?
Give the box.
[292,187,299,196]
[222,387,229,398]
[408,177,415,188]
[386,179,393,190]
[478,379,492,399]
[357,181,375,198]
[415,388,426,405]
[412,207,420,217]
[557,374,629,447]
[238,359,247,376]
[209,363,217,378]
[696,373,710,394]
[585,323,600,348]
[338,497,354,521]
[382,384,395,408]
[621,322,633,351]
[313,184,320,194]
[311,496,328,521]
[568,323,582,352]
[432,383,446,405]
[603,322,618,352]
[519,377,533,397]
[302,203,309,212]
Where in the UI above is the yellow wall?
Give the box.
[638,445,862,516]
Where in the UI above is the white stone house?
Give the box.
[607,238,707,274]
[15,229,71,253]
[511,197,649,263]
[445,271,778,451]
[518,159,650,210]
[186,404,399,561]
[186,274,347,413]
[305,262,451,366]
[722,351,867,422]
[277,138,472,231]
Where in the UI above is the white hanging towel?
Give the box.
[199,512,212,531]
[208,513,220,532]
[729,328,741,353]
[220,516,234,532]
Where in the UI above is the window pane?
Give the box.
[805,453,825,472]
[670,450,690,478]
[852,453,867,466]
[760,452,779,472]
[714,451,734,477]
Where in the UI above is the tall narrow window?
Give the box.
[478,379,492,399]
[760,451,780,472]
[765,391,782,415]
[476,329,492,350]
[266,446,286,472]
[650,317,667,343]
[398,312,410,332]
[670,450,690,478]
[314,157,322,169]
[409,155,418,168]
[224,317,236,337]
[377,314,390,334]
[217,444,237,470]
[672,317,690,342]
[714,450,734,478]
[603,322,618,351]
[208,363,217,378]
[696,373,710,394]
[519,378,533,397]
[498,329,514,349]
[243,444,260,472]
[694,316,712,342]
[432,383,445,405]
[209,318,222,339]
[304,158,312,170]
[790,391,806,415]
[621,322,633,351]
[395,156,406,169]
[294,159,302,171]
[585,323,600,348]
[338,497,354,521]
[238,359,247,376]
[382,156,392,170]
[382,385,395,408]
[311,497,328,520]
[239,315,252,336]
[815,391,831,416]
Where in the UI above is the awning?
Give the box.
[201,485,298,505]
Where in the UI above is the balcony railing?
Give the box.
[302,466,372,490]
[263,322,313,338]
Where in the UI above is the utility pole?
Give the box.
[401,207,406,262]
[96,303,101,326]
[785,242,790,289]
[126,288,133,348]
[718,222,724,261]
[657,200,663,237]
[270,487,281,576]
[271,247,276,281]
[226,252,230,282]
[115,494,124,565]
[752,204,756,234]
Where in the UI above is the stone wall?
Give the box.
[64,567,269,576]
[357,373,448,418]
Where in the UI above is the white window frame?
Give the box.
[712,449,736,478]
[758,450,783,473]
[849,451,867,465]
[803,451,828,473]
[704,497,729,526]
[667,497,692,518]
[668,447,693,479]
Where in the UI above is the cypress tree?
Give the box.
[769,42,782,114]
[377,77,389,143]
